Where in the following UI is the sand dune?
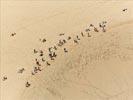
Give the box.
[1,1,133,100]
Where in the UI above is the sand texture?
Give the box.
[1,1,133,100]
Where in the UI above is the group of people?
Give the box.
[3,21,107,88]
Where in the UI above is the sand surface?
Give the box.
[1,0,133,100]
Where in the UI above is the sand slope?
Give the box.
[1,1,133,100]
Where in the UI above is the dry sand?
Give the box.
[1,0,133,100]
